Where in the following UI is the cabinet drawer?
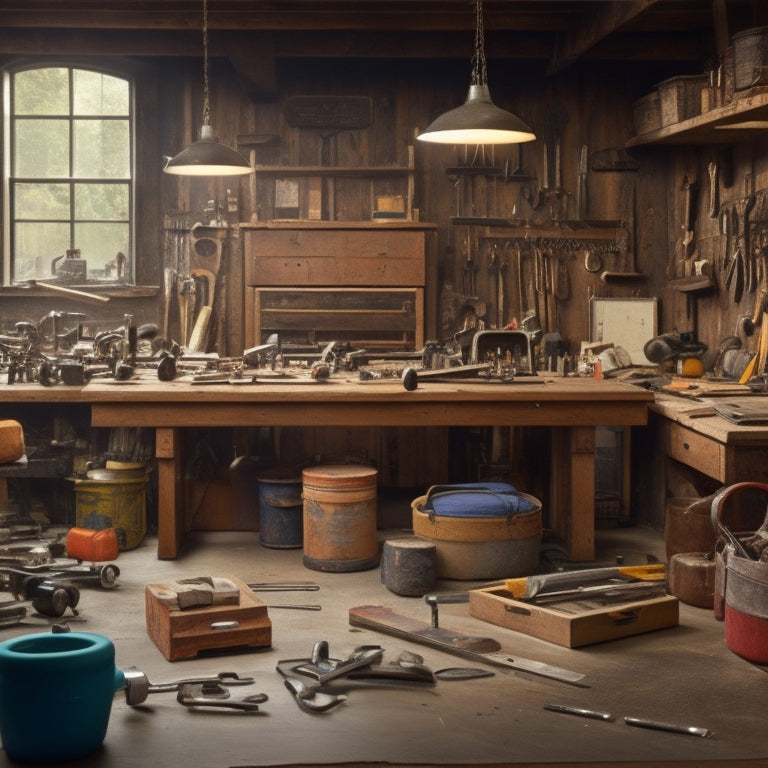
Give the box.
[247,287,424,350]
[661,420,724,480]
[244,229,425,286]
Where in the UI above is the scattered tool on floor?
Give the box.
[177,684,268,712]
[544,702,613,721]
[249,581,320,592]
[277,640,437,714]
[292,641,384,685]
[349,605,586,686]
[624,716,710,738]
[283,676,347,713]
[504,563,666,599]
[123,667,255,706]
[425,592,470,627]
[1,568,81,618]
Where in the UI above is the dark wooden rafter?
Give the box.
[0,1,757,74]
[547,0,664,74]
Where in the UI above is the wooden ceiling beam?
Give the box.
[0,27,701,64]
[0,1,737,72]
[547,0,664,74]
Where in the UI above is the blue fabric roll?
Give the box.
[421,483,538,518]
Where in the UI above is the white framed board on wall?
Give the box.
[589,297,658,365]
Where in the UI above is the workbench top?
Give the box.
[652,391,768,445]
[0,374,653,425]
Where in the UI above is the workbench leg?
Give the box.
[155,427,184,560]
[550,426,596,561]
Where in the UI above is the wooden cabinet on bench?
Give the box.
[241,221,435,351]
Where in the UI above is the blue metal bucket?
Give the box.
[258,469,303,548]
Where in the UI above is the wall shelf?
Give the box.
[627,85,768,147]
[253,165,414,177]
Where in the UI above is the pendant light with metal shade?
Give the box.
[164,0,251,176]
[417,0,535,145]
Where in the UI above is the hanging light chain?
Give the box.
[201,0,211,127]
[470,0,488,87]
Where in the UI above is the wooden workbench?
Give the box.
[79,376,653,560]
[0,376,652,559]
[651,392,768,484]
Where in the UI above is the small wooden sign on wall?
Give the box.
[285,96,373,129]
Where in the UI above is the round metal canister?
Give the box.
[74,476,147,551]
[257,469,303,549]
[724,551,768,663]
[381,537,437,596]
[411,487,542,580]
[302,464,379,572]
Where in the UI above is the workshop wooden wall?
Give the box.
[6,32,768,501]
[156,56,677,359]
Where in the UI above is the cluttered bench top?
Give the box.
[651,377,768,446]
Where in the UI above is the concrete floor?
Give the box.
[1,523,766,768]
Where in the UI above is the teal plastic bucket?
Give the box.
[0,632,125,762]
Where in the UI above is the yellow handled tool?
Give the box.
[505,563,665,599]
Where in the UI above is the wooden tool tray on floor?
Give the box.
[145,575,272,661]
[468,586,679,648]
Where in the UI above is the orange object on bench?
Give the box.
[0,420,25,465]
[66,527,119,563]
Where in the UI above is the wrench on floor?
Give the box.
[123,667,255,705]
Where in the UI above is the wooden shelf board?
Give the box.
[627,86,768,147]
[253,165,413,176]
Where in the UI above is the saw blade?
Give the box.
[349,605,587,687]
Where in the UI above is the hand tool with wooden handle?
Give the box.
[187,268,215,353]
[349,605,587,686]
[162,267,175,339]
[21,280,109,305]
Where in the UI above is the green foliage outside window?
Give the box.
[8,66,133,283]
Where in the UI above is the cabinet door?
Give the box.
[247,287,424,350]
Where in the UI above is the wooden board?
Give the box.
[145,575,271,661]
[243,228,425,287]
[468,586,679,648]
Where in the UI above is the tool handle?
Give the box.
[710,481,768,532]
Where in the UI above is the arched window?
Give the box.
[4,65,134,284]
